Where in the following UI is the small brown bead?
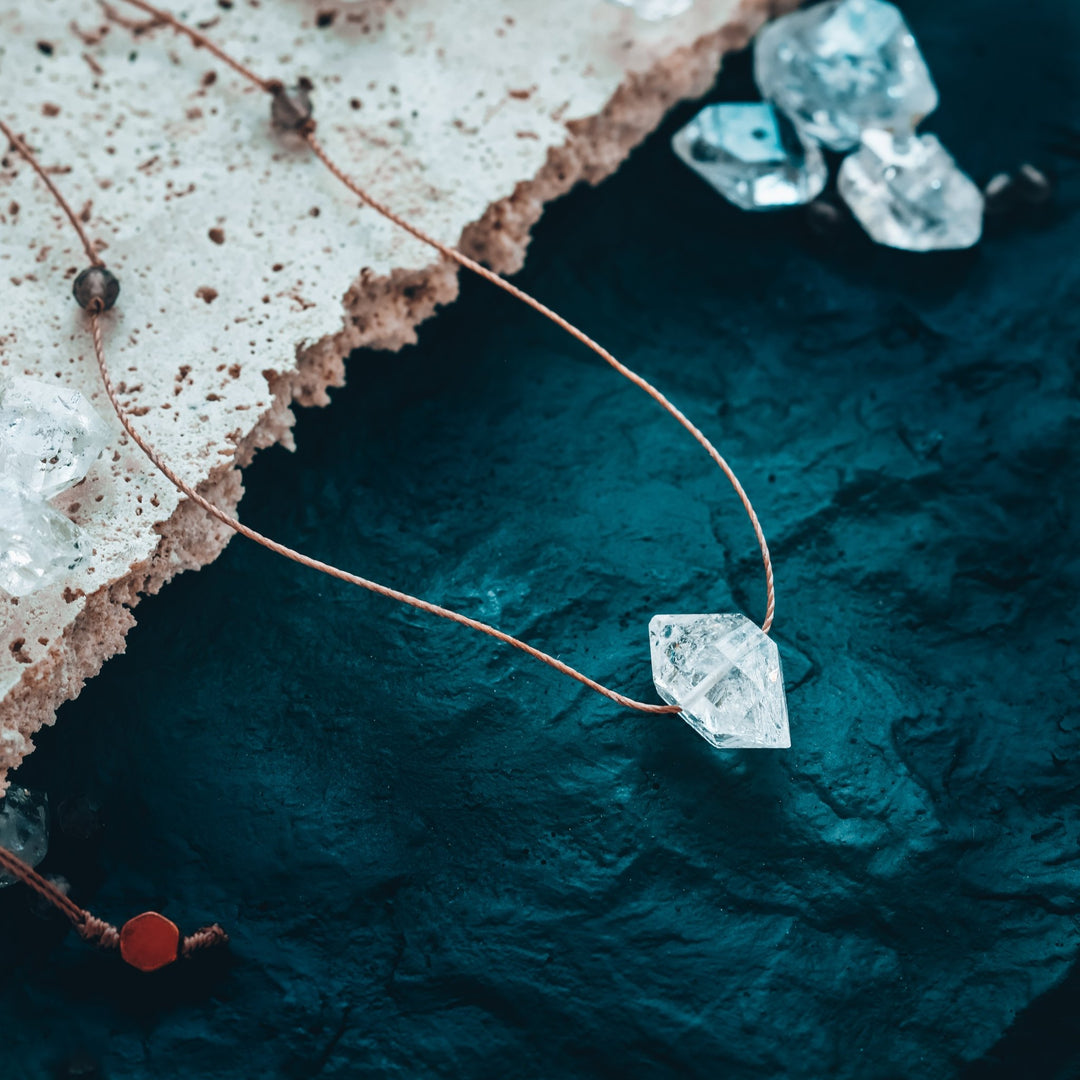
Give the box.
[271,80,314,133]
[72,266,120,311]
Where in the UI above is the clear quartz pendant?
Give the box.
[649,613,790,749]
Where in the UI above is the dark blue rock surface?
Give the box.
[2,1,1078,1076]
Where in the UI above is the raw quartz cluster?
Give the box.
[0,376,107,597]
[0,786,49,887]
[673,0,985,251]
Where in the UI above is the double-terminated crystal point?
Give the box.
[672,103,826,211]
[650,614,790,749]
[838,130,984,251]
[0,376,109,499]
[754,0,938,152]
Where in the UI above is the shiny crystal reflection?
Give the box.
[0,787,49,888]
[0,485,88,597]
[838,130,984,250]
[607,0,693,19]
[0,376,108,498]
[754,0,938,152]
[650,613,790,749]
[672,102,826,210]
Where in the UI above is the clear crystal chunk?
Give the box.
[0,376,108,499]
[838,130,984,251]
[754,0,938,152]
[606,0,693,20]
[650,614,789,749]
[0,787,49,888]
[672,102,827,211]
[0,485,88,597]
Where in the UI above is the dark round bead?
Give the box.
[271,79,314,133]
[57,1051,103,1080]
[982,172,1016,217]
[72,266,120,311]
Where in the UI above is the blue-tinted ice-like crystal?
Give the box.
[606,0,692,20]
[838,130,984,251]
[672,102,826,210]
[754,0,938,151]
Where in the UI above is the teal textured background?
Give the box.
[2,1,1079,1076]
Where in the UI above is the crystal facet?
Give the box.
[0,376,108,498]
[754,0,938,152]
[672,103,827,211]
[607,0,693,20]
[0,787,49,888]
[0,485,88,597]
[650,614,789,749]
[837,130,984,251]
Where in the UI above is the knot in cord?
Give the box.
[76,914,121,950]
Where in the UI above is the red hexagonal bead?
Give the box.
[119,911,180,972]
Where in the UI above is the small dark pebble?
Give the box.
[1013,163,1053,205]
[804,197,847,239]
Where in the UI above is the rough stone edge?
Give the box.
[0,0,791,791]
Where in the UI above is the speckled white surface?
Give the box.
[0,0,777,782]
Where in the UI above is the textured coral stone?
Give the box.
[119,911,180,972]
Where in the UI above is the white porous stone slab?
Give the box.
[0,0,788,788]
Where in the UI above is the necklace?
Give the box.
[0,0,789,968]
